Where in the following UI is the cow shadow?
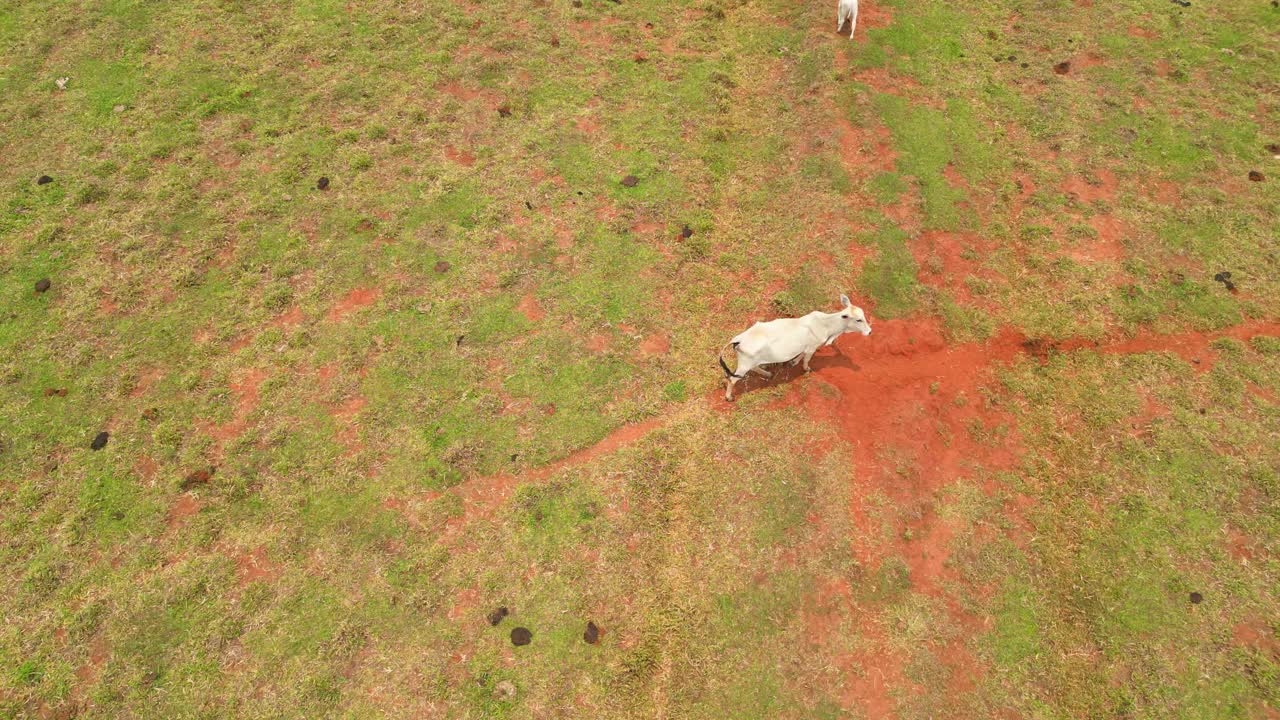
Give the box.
[726,346,861,401]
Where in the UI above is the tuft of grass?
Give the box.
[856,220,920,318]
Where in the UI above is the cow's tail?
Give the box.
[718,341,742,378]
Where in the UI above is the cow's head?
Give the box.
[838,294,872,336]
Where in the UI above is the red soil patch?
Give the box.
[640,333,671,355]
[327,287,381,321]
[1155,59,1173,77]
[1123,393,1168,438]
[630,220,663,235]
[1061,168,1119,203]
[134,455,158,482]
[1148,180,1179,204]
[1233,619,1280,659]
[1225,526,1256,562]
[1010,172,1038,218]
[572,18,620,49]
[330,396,368,454]
[447,587,481,622]
[837,118,898,176]
[74,636,109,690]
[1071,214,1128,262]
[1074,52,1105,69]
[1127,24,1158,39]
[854,67,920,96]
[1057,320,1280,373]
[129,368,162,398]
[207,368,267,442]
[437,81,483,102]
[575,116,602,134]
[595,201,622,223]
[444,146,476,167]
[586,334,611,353]
[331,395,367,421]
[1246,382,1277,404]
[854,0,895,35]
[235,545,280,586]
[837,613,911,719]
[166,495,201,531]
[517,293,545,322]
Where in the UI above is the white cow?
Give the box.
[718,294,871,401]
[837,0,859,40]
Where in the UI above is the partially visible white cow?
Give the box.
[718,294,871,401]
[837,0,859,40]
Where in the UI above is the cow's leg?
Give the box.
[726,356,757,401]
[837,5,845,32]
[802,349,817,372]
[752,366,773,378]
[848,0,858,39]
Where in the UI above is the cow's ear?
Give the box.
[839,294,851,308]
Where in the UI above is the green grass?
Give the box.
[1,0,1278,717]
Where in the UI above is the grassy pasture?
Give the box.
[1,0,1277,717]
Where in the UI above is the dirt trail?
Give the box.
[387,419,664,546]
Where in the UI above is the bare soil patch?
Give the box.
[328,287,381,321]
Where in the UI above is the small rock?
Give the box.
[510,627,532,646]
[43,388,67,397]
[680,225,693,239]
[113,104,125,113]
[487,607,509,626]
[1189,591,1203,604]
[1248,170,1264,182]
[34,278,51,293]
[496,105,512,117]
[1223,279,1237,293]
[456,334,465,348]
[316,176,330,190]
[1020,62,1029,69]
[37,175,53,185]
[525,200,533,210]
[90,431,110,451]
[634,53,647,63]
[1267,143,1280,157]
[584,621,600,644]
[55,77,69,90]
[621,175,639,187]
[572,0,581,6]
[1007,54,1016,62]
[493,680,517,701]
[550,36,560,48]
[141,408,160,422]
[1053,61,1071,75]
[434,260,451,274]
